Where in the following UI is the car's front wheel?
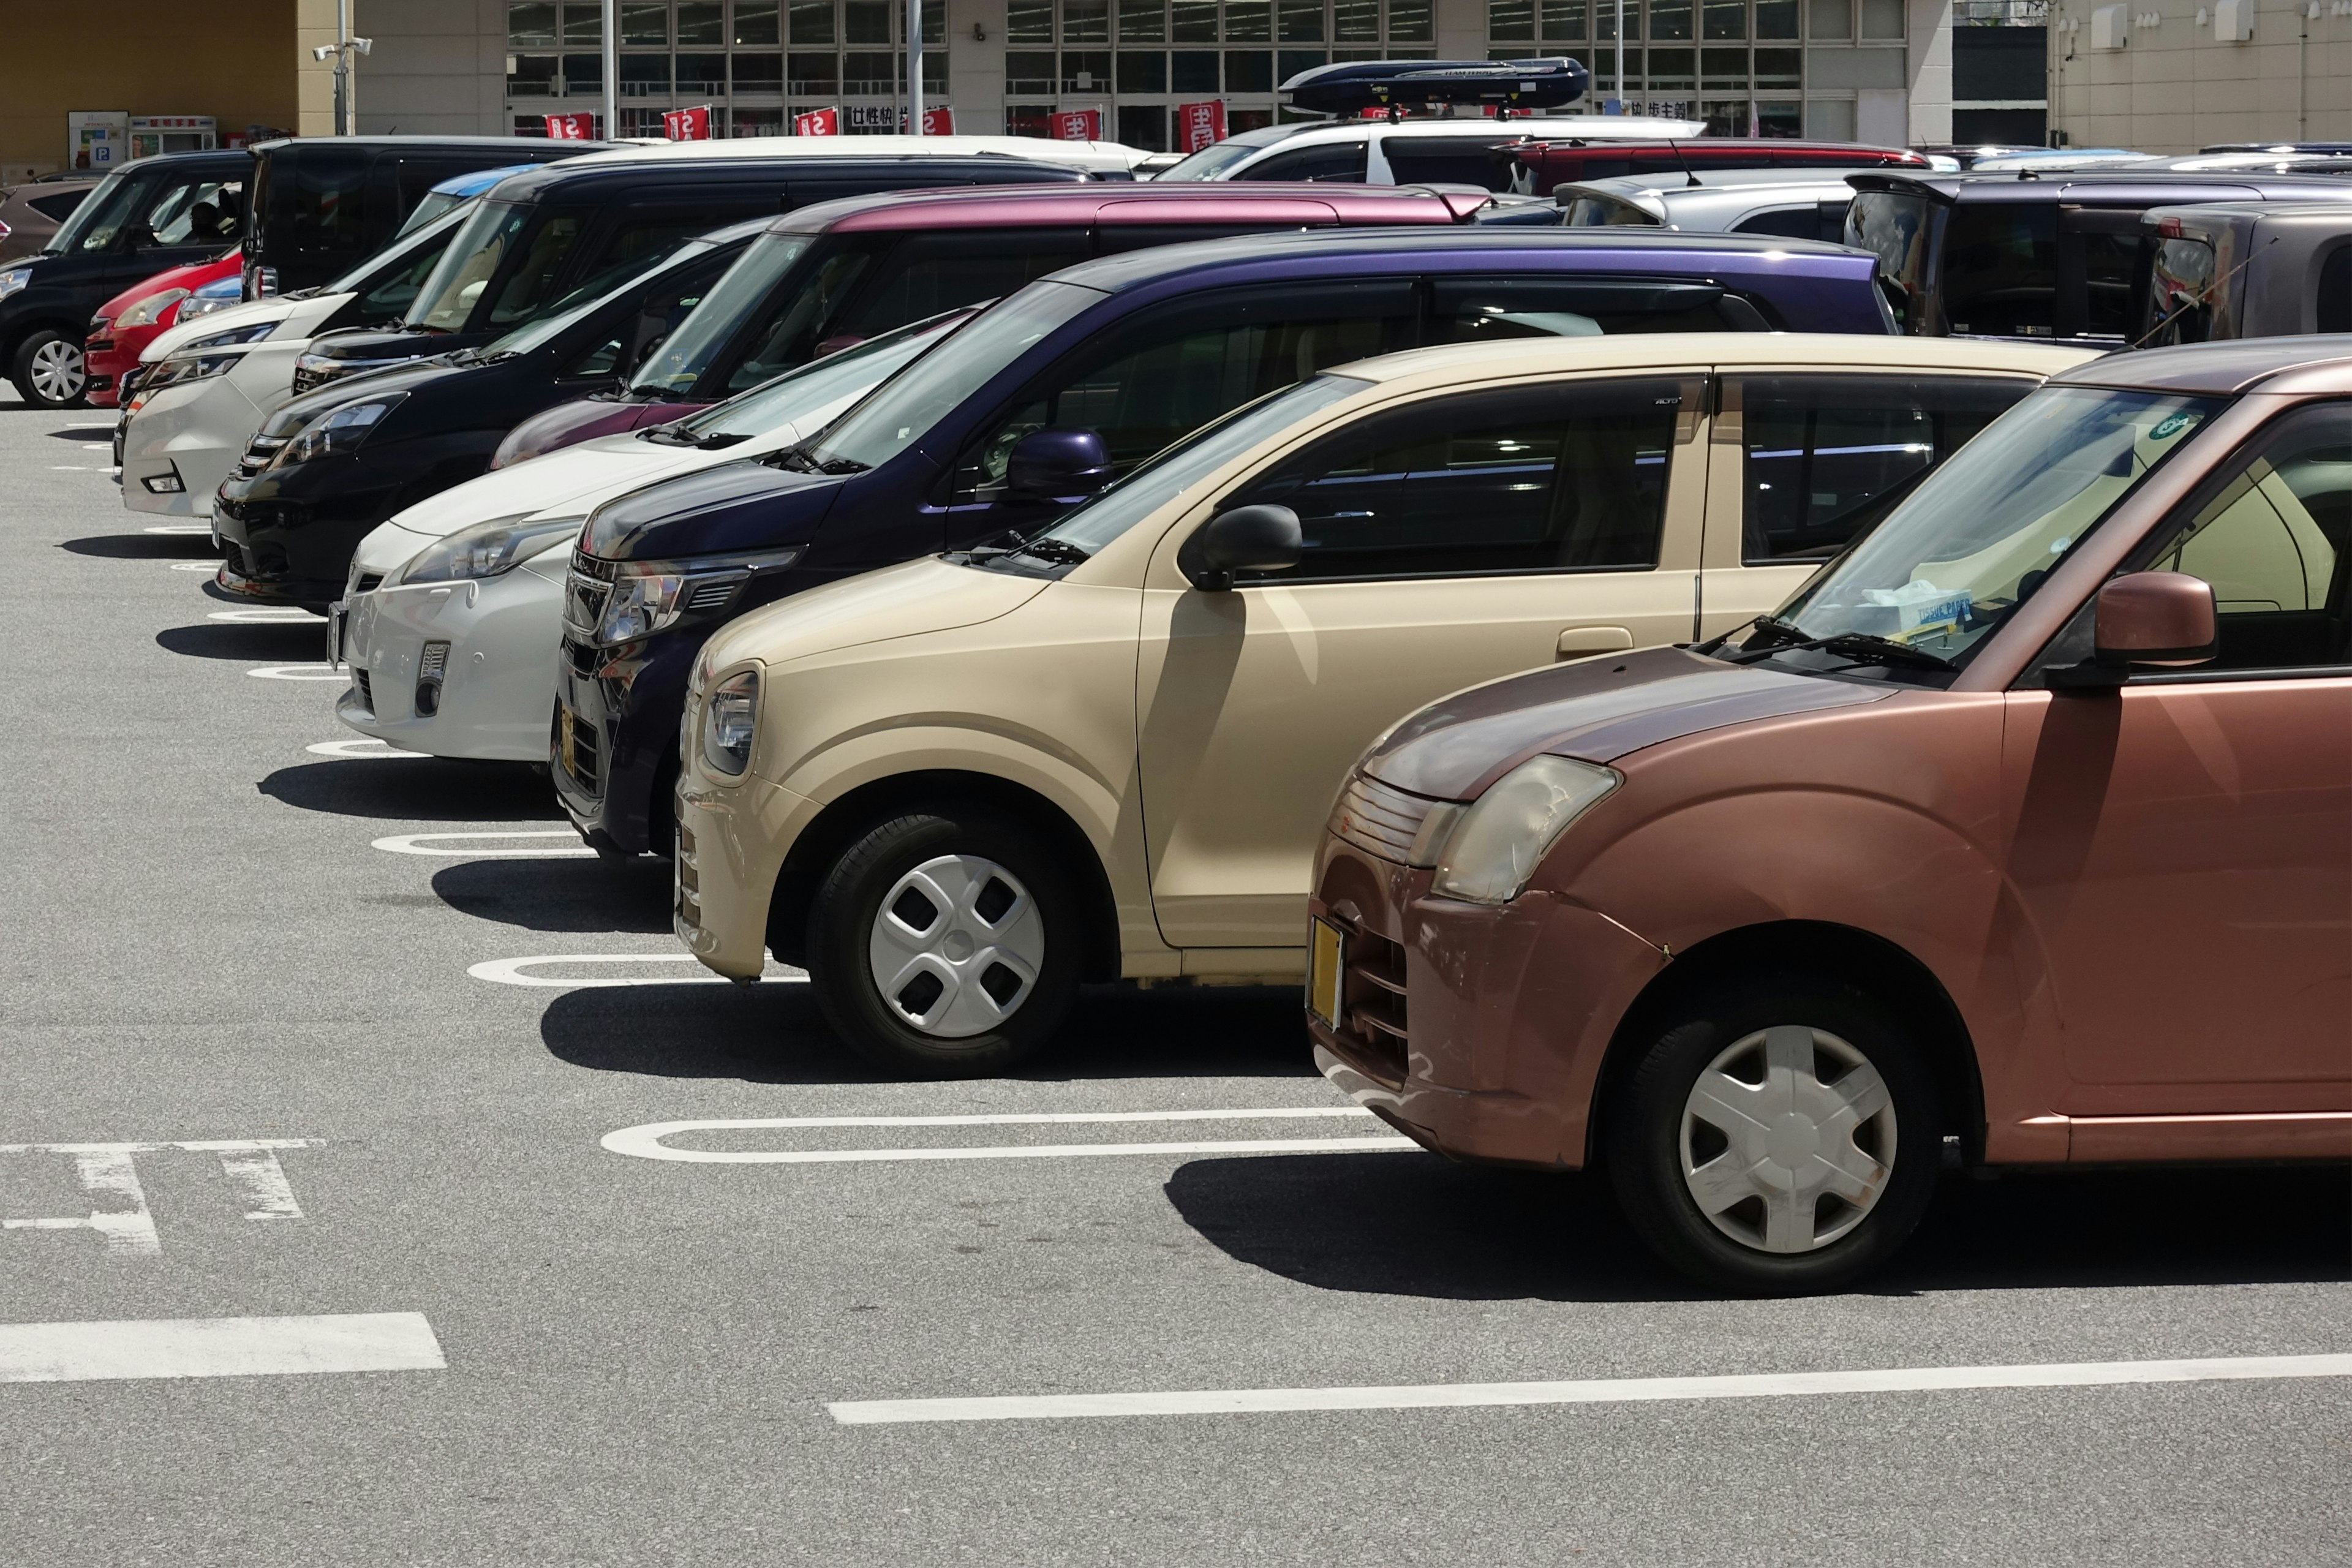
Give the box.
[11,330,88,409]
[806,806,1081,1077]
[1605,974,1941,1294]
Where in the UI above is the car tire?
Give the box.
[11,329,89,409]
[1604,973,1941,1295]
[806,807,1082,1078]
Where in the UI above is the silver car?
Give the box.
[1553,166,1883,243]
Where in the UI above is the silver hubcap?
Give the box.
[866,854,1044,1040]
[28,339,85,402]
[1679,1025,1896,1254]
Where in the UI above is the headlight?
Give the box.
[181,319,277,349]
[273,393,405,467]
[114,288,190,330]
[574,545,804,646]
[394,514,583,585]
[134,352,241,396]
[0,266,32,301]
[175,287,251,323]
[701,669,759,777]
[1421,755,1620,905]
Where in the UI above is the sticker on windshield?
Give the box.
[2150,410,2199,442]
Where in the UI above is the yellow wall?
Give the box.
[0,1,301,179]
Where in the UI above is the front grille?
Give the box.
[563,549,617,640]
[290,362,330,396]
[1339,925,1409,1082]
[1332,773,1442,864]
[682,573,746,612]
[563,709,601,793]
[353,668,374,712]
[236,433,286,477]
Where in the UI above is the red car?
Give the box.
[1509,138,1929,197]
[83,249,241,407]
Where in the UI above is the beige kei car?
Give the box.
[674,333,2095,1074]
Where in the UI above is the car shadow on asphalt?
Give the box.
[1164,1156,2352,1303]
[48,426,114,442]
[540,981,1322,1084]
[258,756,565,821]
[60,532,219,559]
[432,856,674,933]
[155,623,322,660]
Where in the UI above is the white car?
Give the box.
[330,309,968,762]
[118,203,477,518]
[1153,114,1709,187]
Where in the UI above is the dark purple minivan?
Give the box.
[552,226,1894,856]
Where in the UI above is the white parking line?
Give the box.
[469,952,808,988]
[827,1352,2352,1426]
[246,664,345,681]
[0,1139,323,1256]
[605,1107,1414,1164]
[373,830,596,859]
[210,608,322,624]
[143,523,213,535]
[0,1312,444,1384]
[306,737,426,759]
[170,560,225,571]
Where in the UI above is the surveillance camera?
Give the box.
[352,36,372,53]
[312,43,334,60]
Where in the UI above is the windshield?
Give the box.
[477,237,717,360]
[805,281,1104,472]
[397,189,469,236]
[44,168,149,254]
[321,204,469,296]
[1022,374,1373,559]
[1155,129,1288,181]
[1765,386,2222,667]
[629,232,816,396]
[1845,190,1934,332]
[679,307,973,442]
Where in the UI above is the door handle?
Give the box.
[1558,625,1634,659]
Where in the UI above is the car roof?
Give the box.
[1570,166,1893,197]
[1219,114,1712,149]
[774,179,1482,232]
[1334,331,2099,389]
[474,150,1094,203]
[2141,199,2352,228]
[559,135,1147,170]
[1849,169,2352,203]
[2052,336,2352,395]
[1061,224,1866,293]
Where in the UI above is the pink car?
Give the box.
[1309,335,2352,1294]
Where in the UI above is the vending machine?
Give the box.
[128,116,219,159]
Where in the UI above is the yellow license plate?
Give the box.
[558,705,576,775]
[1306,917,1345,1029]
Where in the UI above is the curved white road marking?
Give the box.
[372,830,595,859]
[602,1107,1414,1165]
[468,952,808,989]
[210,608,321,624]
[170,560,225,571]
[143,523,214,536]
[827,1354,2352,1426]
[306,737,426,760]
[246,664,345,681]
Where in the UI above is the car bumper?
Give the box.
[121,374,258,518]
[551,628,703,857]
[214,473,398,611]
[674,760,813,978]
[335,557,568,761]
[1306,833,1668,1172]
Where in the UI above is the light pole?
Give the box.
[1615,0,1625,111]
[603,0,617,139]
[311,2,373,136]
[908,0,923,132]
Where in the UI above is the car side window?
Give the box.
[1941,202,2056,337]
[1218,378,1684,585]
[354,243,446,322]
[1240,140,1367,183]
[484,214,584,326]
[1380,137,1513,190]
[1737,374,2032,565]
[1426,276,1767,344]
[722,246,877,393]
[952,283,1416,500]
[562,255,729,380]
[2136,402,2352,672]
[820,231,1093,352]
[2316,246,2352,335]
[1731,206,1823,242]
[143,177,245,249]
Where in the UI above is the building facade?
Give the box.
[2048,0,2352,151]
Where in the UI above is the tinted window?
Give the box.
[1427,276,1761,342]
[2139,402,2352,671]
[352,236,450,321]
[483,213,586,325]
[145,178,244,247]
[1942,201,2056,336]
[824,230,1093,347]
[27,189,91,223]
[2321,246,2352,336]
[1732,205,1825,241]
[1381,136,1513,190]
[1738,374,2032,564]
[1241,140,1368,182]
[265,149,371,265]
[558,252,733,379]
[954,281,1417,498]
[2080,231,2136,337]
[1220,378,1683,583]
[2144,235,2218,347]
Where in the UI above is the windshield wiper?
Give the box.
[1011,537,1091,567]
[636,424,700,447]
[814,456,869,475]
[763,445,823,473]
[1727,621,1954,671]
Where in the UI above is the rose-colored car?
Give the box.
[1308,335,2352,1294]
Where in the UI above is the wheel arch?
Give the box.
[1585,918,1988,1166]
[764,768,1123,984]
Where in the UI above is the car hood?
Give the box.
[263,356,467,436]
[97,255,238,323]
[581,458,842,562]
[701,554,1052,674]
[143,292,325,363]
[1362,645,1894,801]
[379,428,790,543]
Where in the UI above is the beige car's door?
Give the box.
[1698,370,2047,638]
[1136,372,1706,954]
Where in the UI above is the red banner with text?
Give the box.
[922,106,956,135]
[1175,100,1225,153]
[663,105,714,140]
[793,107,840,136]
[1049,108,1103,141]
[544,112,597,140]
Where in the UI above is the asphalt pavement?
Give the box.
[2,393,2348,1566]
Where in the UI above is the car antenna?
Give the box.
[1668,137,1700,188]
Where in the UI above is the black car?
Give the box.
[287,153,1096,399]
[240,135,608,300]
[0,149,248,408]
[211,219,769,612]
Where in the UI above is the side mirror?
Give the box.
[1005,428,1112,502]
[2095,571,2217,669]
[1190,503,1303,590]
